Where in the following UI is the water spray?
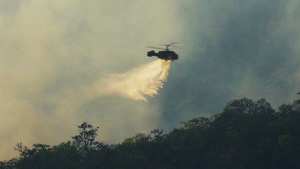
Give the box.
[89,60,172,102]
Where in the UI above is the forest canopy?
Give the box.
[1,98,300,169]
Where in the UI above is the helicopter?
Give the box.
[147,42,179,60]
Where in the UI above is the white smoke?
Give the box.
[0,0,182,161]
[88,60,172,102]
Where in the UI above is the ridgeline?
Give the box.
[1,98,300,169]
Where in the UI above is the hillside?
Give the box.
[1,98,300,169]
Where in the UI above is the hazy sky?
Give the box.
[0,0,181,160]
[159,0,300,128]
[1,0,300,160]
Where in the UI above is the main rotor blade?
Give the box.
[169,45,182,48]
[169,42,179,46]
[161,42,179,46]
[146,46,165,50]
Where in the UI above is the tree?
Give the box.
[14,142,29,158]
[72,122,99,155]
[150,129,164,143]
[180,117,211,129]
[49,141,81,169]
[224,98,275,115]
[224,98,255,114]
[253,98,275,114]
[132,133,151,145]
[0,158,17,169]
[13,143,51,169]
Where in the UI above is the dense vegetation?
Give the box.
[1,98,300,169]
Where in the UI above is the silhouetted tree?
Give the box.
[224,98,255,114]
[180,116,211,129]
[72,122,99,156]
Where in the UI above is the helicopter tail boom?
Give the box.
[147,50,157,57]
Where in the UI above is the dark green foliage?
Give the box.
[180,116,211,129]
[2,98,300,169]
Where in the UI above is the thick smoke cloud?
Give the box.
[1,0,300,161]
[0,0,181,160]
[159,0,300,129]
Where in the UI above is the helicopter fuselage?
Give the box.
[147,50,178,60]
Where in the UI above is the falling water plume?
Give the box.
[89,59,172,102]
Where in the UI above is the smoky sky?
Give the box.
[158,0,300,129]
[1,0,300,161]
[0,0,181,160]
